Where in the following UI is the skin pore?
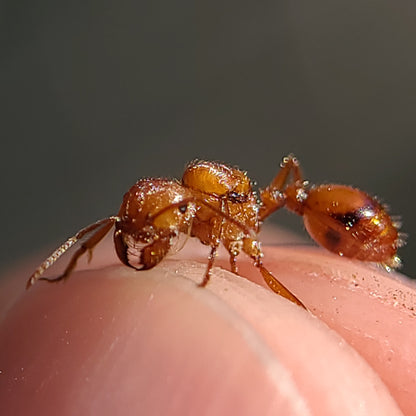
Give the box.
[0,228,415,415]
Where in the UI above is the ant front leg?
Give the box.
[199,202,226,287]
[198,243,219,287]
[258,155,304,221]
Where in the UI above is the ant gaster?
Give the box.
[27,155,405,309]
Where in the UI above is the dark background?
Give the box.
[1,1,415,277]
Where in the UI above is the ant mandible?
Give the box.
[27,155,404,309]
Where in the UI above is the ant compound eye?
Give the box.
[229,191,247,203]
[178,204,188,213]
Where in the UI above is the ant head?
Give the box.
[114,178,197,270]
[117,178,196,238]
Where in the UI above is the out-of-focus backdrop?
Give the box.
[1,1,415,277]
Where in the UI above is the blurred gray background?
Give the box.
[1,0,415,277]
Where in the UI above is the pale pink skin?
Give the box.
[0,228,415,415]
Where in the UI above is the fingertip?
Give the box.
[0,266,308,415]
[0,260,404,415]
[248,246,415,416]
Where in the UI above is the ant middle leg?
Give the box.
[224,240,242,274]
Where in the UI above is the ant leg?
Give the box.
[200,204,225,287]
[229,253,238,274]
[258,154,303,221]
[257,262,306,309]
[242,237,306,308]
[147,198,250,284]
[224,240,241,274]
[27,217,118,288]
[199,243,219,287]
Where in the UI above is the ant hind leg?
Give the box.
[257,262,306,309]
[242,237,306,308]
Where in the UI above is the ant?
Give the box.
[27,155,404,309]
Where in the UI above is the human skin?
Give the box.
[0,229,415,415]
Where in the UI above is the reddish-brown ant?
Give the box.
[27,155,404,309]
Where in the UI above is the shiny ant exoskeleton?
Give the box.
[27,155,405,308]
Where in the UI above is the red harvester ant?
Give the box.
[27,155,405,309]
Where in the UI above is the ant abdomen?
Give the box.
[286,184,403,268]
